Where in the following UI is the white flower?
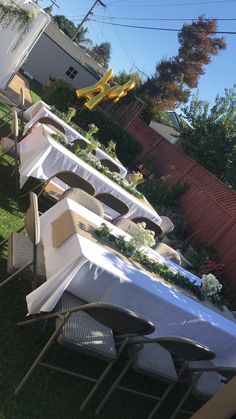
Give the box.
[201,273,222,298]
[129,222,156,250]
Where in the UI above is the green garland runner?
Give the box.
[95,223,224,308]
[51,133,144,199]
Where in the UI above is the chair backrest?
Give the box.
[73,138,88,150]
[11,107,19,139]
[100,159,120,174]
[60,188,104,217]
[154,243,181,265]
[55,171,96,196]
[19,88,25,109]
[156,337,215,361]
[95,193,129,218]
[132,217,163,239]
[37,117,66,136]
[82,303,155,336]
[160,216,174,236]
[24,192,40,245]
[114,218,140,237]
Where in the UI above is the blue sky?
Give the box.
[39,0,236,105]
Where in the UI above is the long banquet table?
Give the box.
[23,102,127,176]
[19,124,161,224]
[26,197,236,368]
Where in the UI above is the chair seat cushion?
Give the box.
[56,292,117,361]
[7,232,46,280]
[133,342,178,382]
[193,371,224,399]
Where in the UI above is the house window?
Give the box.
[66,66,78,80]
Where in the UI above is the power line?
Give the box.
[89,18,236,34]
[90,15,236,21]
[107,0,236,6]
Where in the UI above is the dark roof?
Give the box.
[44,22,105,80]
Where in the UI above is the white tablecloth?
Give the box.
[23,104,127,176]
[19,124,161,224]
[23,100,51,121]
[27,198,236,367]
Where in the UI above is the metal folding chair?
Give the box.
[60,188,104,217]
[15,291,155,413]
[94,336,215,418]
[21,170,96,201]
[0,192,45,290]
[95,192,129,221]
[132,216,163,240]
[100,159,120,173]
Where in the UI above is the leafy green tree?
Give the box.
[179,87,236,189]
[113,70,142,88]
[90,42,111,68]
[53,15,92,47]
[138,16,226,123]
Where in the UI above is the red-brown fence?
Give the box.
[128,118,236,290]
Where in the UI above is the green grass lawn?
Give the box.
[0,101,202,419]
[19,71,43,103]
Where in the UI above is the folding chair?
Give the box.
[95,192,129,221]
[169,364,236,418]
[113,218,142,236]
[0,192,45,290]
[160,216,174,238]
[100,159,120,174]
[32,116,66,136]
[94,336,215,418]
[22,170,96,201]
[60,188,104,217]
[153,242,181,265]
[132,217,163,240]
[15,291,155,412]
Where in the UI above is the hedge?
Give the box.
[43,79,142,166]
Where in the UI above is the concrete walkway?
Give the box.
[4,73,32,106]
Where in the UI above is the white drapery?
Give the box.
[0,0,50,90]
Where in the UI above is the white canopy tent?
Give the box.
[0,0,50,90]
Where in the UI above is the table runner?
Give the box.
[23,105,127,176]
[51,209,234,321]
[19,124,161,223]
[26,198,236,366]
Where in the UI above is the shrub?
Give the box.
[43,78,76,112]
[200,260,224,279]
[74,107,142,165]
[137,178,189,208]
[43,80,142,165]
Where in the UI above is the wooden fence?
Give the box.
[128,118,236,291]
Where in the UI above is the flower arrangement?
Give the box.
[130,171,144,187]
[105,139,117,158]
[65,107,76,123]
[51,135,144,199]
[200,260,224,279]
[87,138,101,154]
[200,274,223,298]
[95,224,225,308]
[129,222,155,250]
[85,124,99,141]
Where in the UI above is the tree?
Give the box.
[53,15,92,47]
[90,42,111,68]
[179,87,236,189]
[113,70,142,88]
[138,16,226,122]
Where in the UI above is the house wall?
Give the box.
[128,117,236,292]
[22,33,98,89]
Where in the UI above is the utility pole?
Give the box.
[71,0,106,41]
